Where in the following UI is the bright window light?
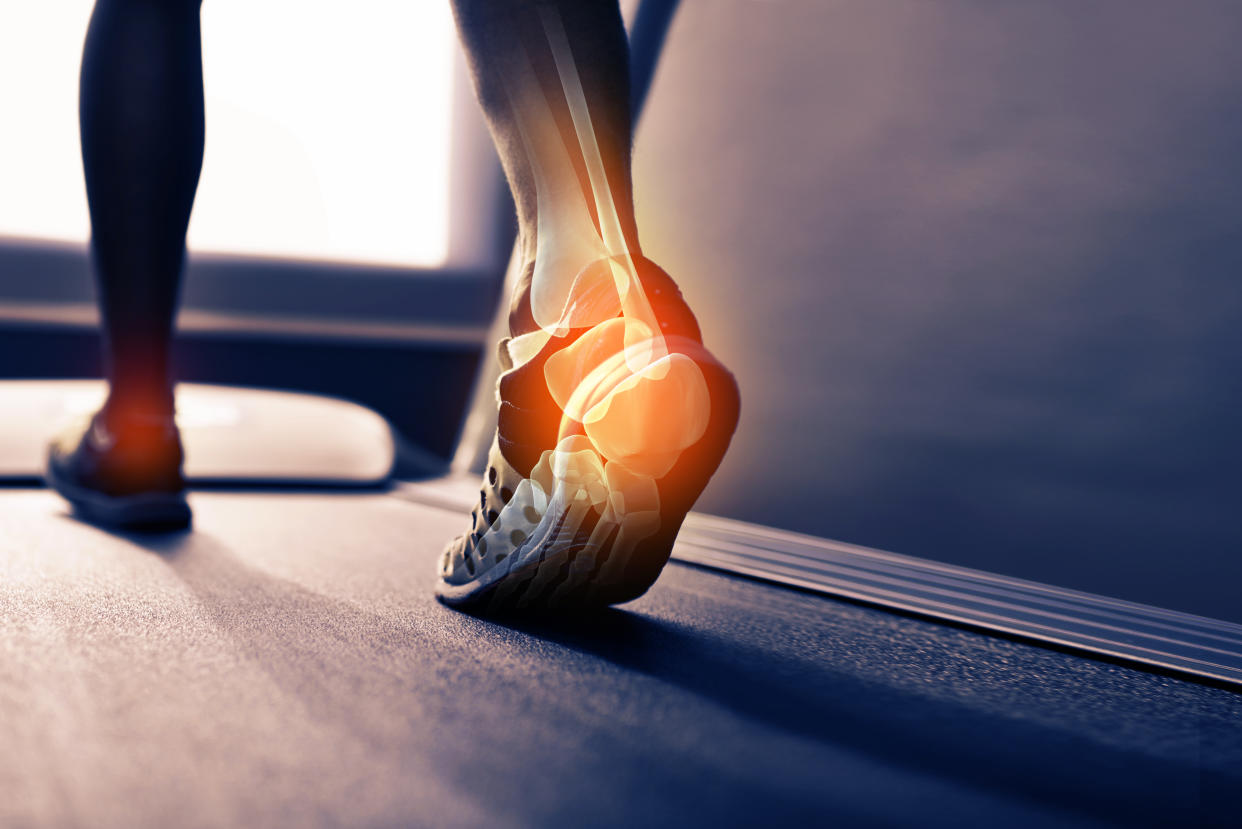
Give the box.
[0,2,454,268]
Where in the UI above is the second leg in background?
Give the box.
[44,0,204,530]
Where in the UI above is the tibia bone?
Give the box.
[501,42,616,334]
[538,8,669,370]
[537,8,626,257]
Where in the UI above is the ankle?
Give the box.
[103,386,176,425]
[509,254,700,341]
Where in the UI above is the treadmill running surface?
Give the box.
[0,487,1238,827]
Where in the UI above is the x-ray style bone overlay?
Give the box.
[438,8,732,608]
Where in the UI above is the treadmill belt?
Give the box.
[0,487,1237,826]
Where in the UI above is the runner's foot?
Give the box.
[45,400,191,531]
[437,256,738,612]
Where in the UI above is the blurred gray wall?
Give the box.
[633,0,1242,621]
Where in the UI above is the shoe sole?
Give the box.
[44,463,192,531]
[436,358,740,613]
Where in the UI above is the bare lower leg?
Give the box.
[449,0,638,314]
[439,1,738,610]
[80,0,205,418]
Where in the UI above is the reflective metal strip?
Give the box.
[394,476,1242,689]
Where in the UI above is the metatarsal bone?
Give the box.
[547,459,663,601]
[587,462,662,595]
[515,436,609,606]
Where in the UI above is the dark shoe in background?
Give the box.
[45,405,191,531]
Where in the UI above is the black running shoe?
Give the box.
[45,406,191,530]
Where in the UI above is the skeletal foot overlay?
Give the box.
[436,10,739,612]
